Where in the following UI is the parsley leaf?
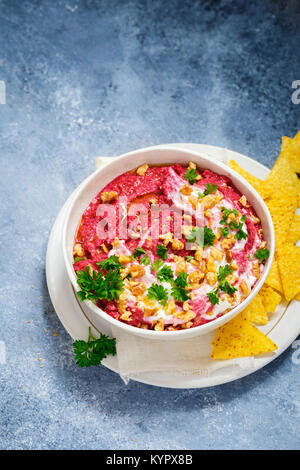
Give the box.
[157,265,174,282]
[140,254,150,265]
[240,214,247,223]
[133,246,146,258]
[204,182,218,195]
[219,280,237,295]
[156,244,168,260]
[148,284,169,306]
[185,226,215,247]
[235,223,248,240]
[171,271,189,302]
[96,255,122,273]
[217,264,233,282]
[254,248,270,263]
[185,168,198,185]
[77,265,124,302]
[207,288,219,305]
[185,255,194,262]
[151,259,164,271]
[219,226,229,238]
[73,327,116,367]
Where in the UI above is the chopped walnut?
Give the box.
[188,195,198,210]
[195,247,203,261]
[165,300,177,316]
[136,164,149,176]
[100,243,108,253]
[159,231,173,246]
[180,185,193,196]
[74,243,85,257]
[251,214,261,224]
[120,311,132,321]
[239,195,247,206]
[130,281,146,296]
[225,249,233,262]
[204,209,212,218]
[231,260,238,270]
[113,237,119,248]
[259,241,267,249]
[153,318,164,331]
[200,194,217,209]
[129,264,145,278]
[206,272,218,286]
[188,161,196,170]
[210,246,224,261]
[227,212,239,225]
[206,256,216,273]
[100,191,118,203]
[149,198,158,205]
[118,254,132,265]
[175,310,195,322]
[221,237,236,250]
[240,279,250,296]
[172,238,184,250]
[182,225,194,237]
[183,214,192,222]
[188,270,204,284]
[252,261,260,279]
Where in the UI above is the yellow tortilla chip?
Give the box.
[295,292,300,301]
[243,295,268,325]
[229,160,270,199]
[265,195,297,247]
[211,312,277,360]
[287,214,300,244]
[264,144,299,197]
[277,245,300,301]
[259,285,282,313]
[265,259,283,294]
[280,131,300,173]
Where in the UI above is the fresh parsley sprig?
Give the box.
[157,265,174,282]
[77,261,124,302]
[73,327,116,367]
[185,168,198,185]
[185,226,215,247]
[254,248,270,263]
[147,284,169,306]
[156,244,168,260]
[198,182,218,198]
[171,271,190,302]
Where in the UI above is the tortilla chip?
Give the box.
[287,214,300,244]
[265,195,298,247]
[295,292,300,301]
[265,258,283,294]
[243,295,268,325]
[259,285,282,313]
[211,312,277,360]
[264,145,299,197]
[277,245,300,301]
[280,131,300,173]
[229,160,270,199]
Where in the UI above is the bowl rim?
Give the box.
[62,145,275,339]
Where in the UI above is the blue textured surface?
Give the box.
[0,0,300,450]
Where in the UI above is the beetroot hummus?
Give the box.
[73,162,269,331]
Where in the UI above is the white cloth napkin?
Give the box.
[94,151,257,383]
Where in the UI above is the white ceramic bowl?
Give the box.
[62,146,274,340]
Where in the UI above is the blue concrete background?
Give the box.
[0,0,299,450]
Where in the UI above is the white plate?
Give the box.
[46,144,300,388]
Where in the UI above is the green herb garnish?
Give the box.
[219,280,237,295]
[219,226,229,238]
[217,264,233,282]
[185,168,198,185]
[133,246,146,258]
[157,265,174,282]
[156,244,168,260]
[171,271,189,302]
[207,288,219,305]
[151,259,164,271]
[96,255,122,273]
[147,284,169,306]
[185,226,215,247]
[254,248,270,263]
[73,327,116,367]
[77,265,124,302]
[185,255,194,262]
[140,254,150,265]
